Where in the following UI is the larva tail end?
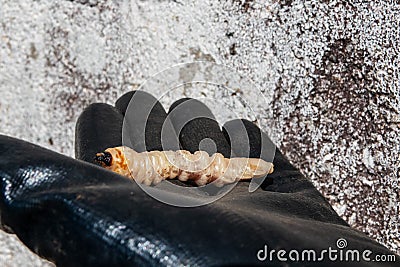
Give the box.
[248,159,274,178]
[94,151,113,167]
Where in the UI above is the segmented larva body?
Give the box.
[95,146,274,186]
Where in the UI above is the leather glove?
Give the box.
[0,91,397,266]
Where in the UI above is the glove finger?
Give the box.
[117,91,179,152]
[115,91,134,116]
[75,103,123,163]
[168,98,231,157]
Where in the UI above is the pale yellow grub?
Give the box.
[95,146,274,186]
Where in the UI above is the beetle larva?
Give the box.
[95,146,274,186]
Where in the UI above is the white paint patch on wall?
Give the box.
[72,30,106,74]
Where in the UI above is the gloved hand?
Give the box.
[0,91,397,266]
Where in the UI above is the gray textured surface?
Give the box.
[0,0,399,265]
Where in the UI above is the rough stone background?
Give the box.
[0,0,399,265]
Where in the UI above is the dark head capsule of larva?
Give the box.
[94,151,113,167]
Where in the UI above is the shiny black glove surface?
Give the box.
[0,91,397,267]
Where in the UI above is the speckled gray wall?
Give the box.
[0,0,399,265]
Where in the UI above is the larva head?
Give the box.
[94,147,131,177]
[94,151,113,167]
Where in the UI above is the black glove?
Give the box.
[0,91,397,266]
